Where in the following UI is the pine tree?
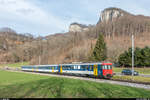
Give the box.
[90,33,107,61]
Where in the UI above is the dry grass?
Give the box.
[113,75,150,83]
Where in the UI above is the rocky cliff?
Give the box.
[69,22,89,32]
[99,7,131,23]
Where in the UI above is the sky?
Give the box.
[0,0,150,36]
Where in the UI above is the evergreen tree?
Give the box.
[90,33,107,61]
[118,46,150,67]
[141,46,150,66]
[118,48,132,67]
[134,47,142,67]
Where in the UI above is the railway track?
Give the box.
[1,68,150,90]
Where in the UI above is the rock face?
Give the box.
[100,7,129,22]
[69,22,89,32]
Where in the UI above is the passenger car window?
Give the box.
[78,65,80,69]
[90,65,93,71]
[86,66,88,70]
[71,66,74,70]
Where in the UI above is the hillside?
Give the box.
[1,7,150,64]
[31,7,150,64]
[0,28,35,63]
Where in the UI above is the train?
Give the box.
[21,62,113,79]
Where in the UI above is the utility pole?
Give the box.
[38,35,41,65]
[39,55,41,65]
[132,34,134,78]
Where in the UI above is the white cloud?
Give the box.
[0,0,150,36]
[0,0,66,35]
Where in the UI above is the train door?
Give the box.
[93,65,98,76]
[97,64,103,77]
[52,66,54,72]
[58,65,62,73]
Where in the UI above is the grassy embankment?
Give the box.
[0,70,150,98]
[112,75,150,83]
[0,62,29,68]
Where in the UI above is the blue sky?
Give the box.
[0,0,150,36]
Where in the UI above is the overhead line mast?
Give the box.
[132,34,134,77]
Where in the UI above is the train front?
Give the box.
[102,63,113,78]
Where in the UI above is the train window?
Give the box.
[110,65,112,69]
[78,65,80,69]
[108,65,110,69]
[62,66,66,70]
[80,66,84,70]
[73,65,79,70]
[74,65,76,69]
[85,66,88,70]
[68,66,71,70]
[108,65,109,69]
[65,66,67,70]
[89,65,93,71]
[80,65,85,70]
[102,66,104,69]
[66,66,68,70]
[103,65,107,69]
[66,66,69,70]
[76,66,78,69]
[71,66,74,70]
[106,65,108,69]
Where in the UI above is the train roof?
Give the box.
[21,62,112,67]
[21,64,58,67]
[60,62,112,66]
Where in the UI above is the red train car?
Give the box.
[101,63,113,78]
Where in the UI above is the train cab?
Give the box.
[101,63,113,78]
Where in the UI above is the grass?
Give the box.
[113,67,150,74]
[0,62,29,68]
[0,70,150,98]
[112,75,150,83]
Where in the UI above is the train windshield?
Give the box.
[102,65,112,69]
